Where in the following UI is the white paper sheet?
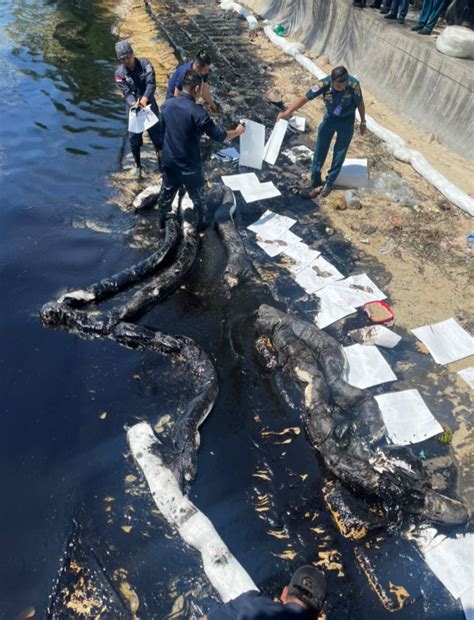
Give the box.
[335,158,369,189]
[241,181,281,203]
[458,367,474,389]
[461,587,474,620]
[349,325,402,348]
[222,172,260,192]
[247,210,296,238]
[263,119,288,166]
[412,318,474,365]
[256,229,302,257]
[294,256,344,294]
[289,116,306,131]
[424,534,474,600]
[375,389,442,445]
[315,298,356,329]
[317,273,386,309]
[240,119,265,169]
[280,243,321,273]
[282,144,313,163]
[343,344,397,389]
[128,105,158,133]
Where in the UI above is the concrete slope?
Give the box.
[247,0,474,161]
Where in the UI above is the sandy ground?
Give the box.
[108,0,473,508]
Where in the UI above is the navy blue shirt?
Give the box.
[207,591,313,619]
[115,58,159,114]
[160,92,226,173]
[166,61,209,99]
[306,75,363,119]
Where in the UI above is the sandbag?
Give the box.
[436,26,474,59]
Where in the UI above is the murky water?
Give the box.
[0,0,469,618]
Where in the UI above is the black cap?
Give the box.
[287,565,327,611]
[115,39,133,60]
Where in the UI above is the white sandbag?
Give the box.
[220,1,258,29]
[128,422,258,602]
[436,26,474,59]
[335,158,369,188]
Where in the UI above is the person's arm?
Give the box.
[357,100,366,135]
[277,78,329,121]
[352,80,366,135]
[277,95,309,121]
[115,70,137,108]
[201,82,217,113]
[140,59,156,107]
[199,110,245,142]
[226,123,245,140]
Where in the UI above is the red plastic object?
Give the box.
[363,301,394,324]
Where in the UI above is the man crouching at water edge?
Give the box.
[201,565,327,619]
[278,66,366,199]
[115,40,162,178]
[158,70,245,231]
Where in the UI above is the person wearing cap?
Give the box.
[166,50,217,113]
[277,66,366,199]
[158,69,245,230]
[201,565,327,619]
[114,39,161,178]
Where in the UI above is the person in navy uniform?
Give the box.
[114,39,161,178]
[158,70,245,229]
[201,565,327,619]
[166,49,217,113]
[384,0,410,23]
[278,66,367,199]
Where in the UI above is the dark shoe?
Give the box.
[369,2,380,7]
[398,17,405,24]
[385,13,397,19]
[380,8,389,14]
[321,183,333,198]
[411,24,423,30]
[418,28,431,34]
[300,186,321,199]
[134,166,143,179]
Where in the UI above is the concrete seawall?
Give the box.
[247,0,474,161]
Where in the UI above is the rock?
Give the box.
[360,224,377,235]
[132,183,162,211]
[264,87,283,104]
[331,197,347,211]
[318,54,330,65]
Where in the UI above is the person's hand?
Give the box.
[139,96,148,108]
[235,123,246,136]
[277,110,290,121]
[360,122,367,136]
[208,100,218,114]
